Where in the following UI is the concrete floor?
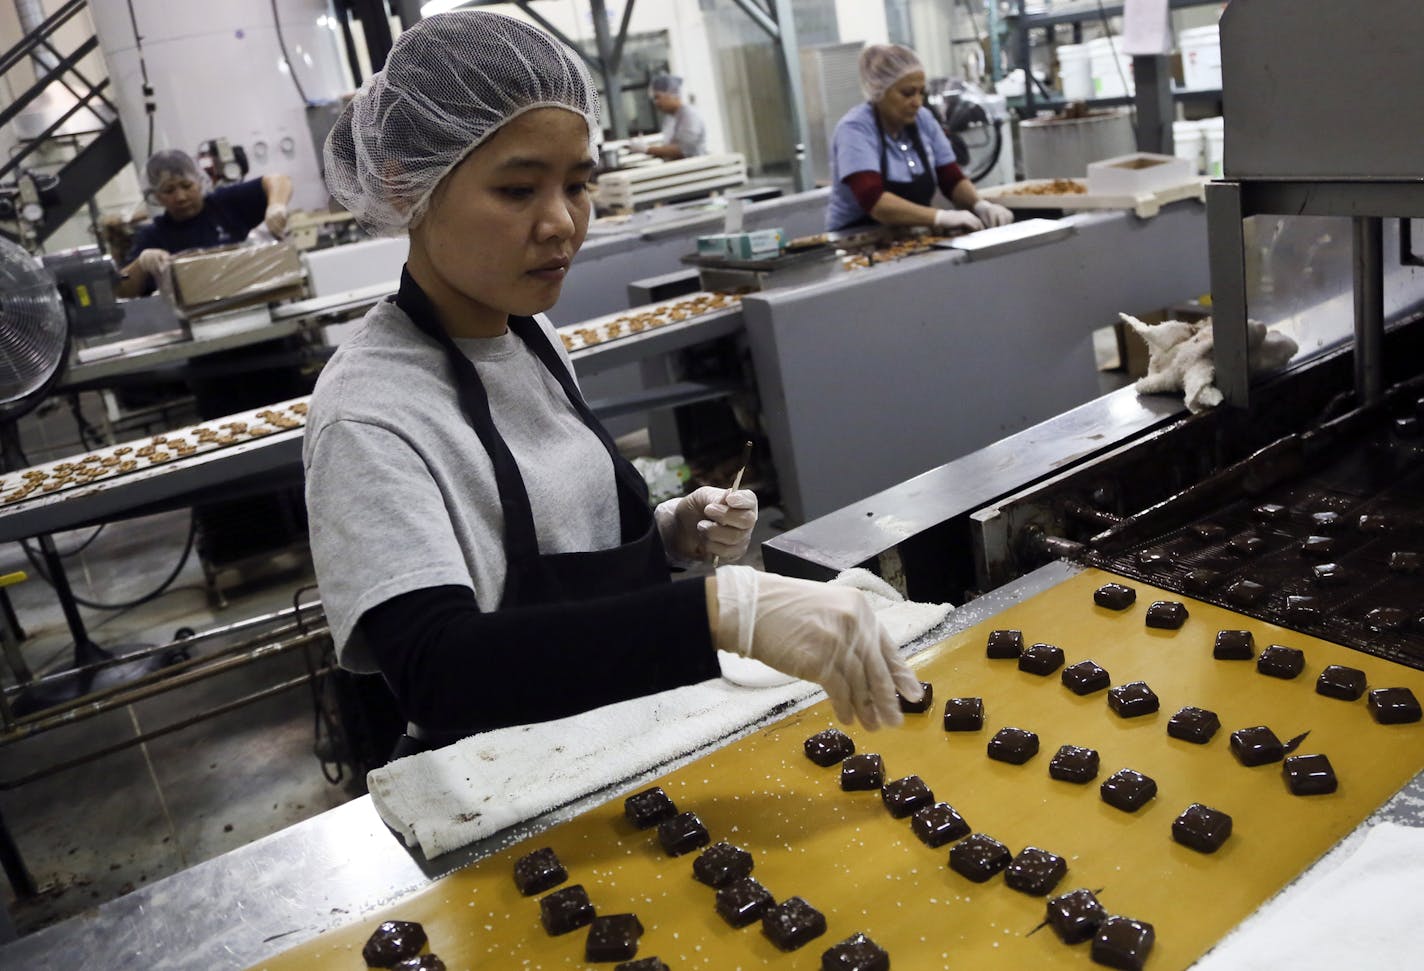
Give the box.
[0,411,780,943]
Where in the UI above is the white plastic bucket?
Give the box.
[1172,120,1204,174]
[1180,24,1222,90]
[1199,115,1225,178]
[1058,44,1093,101]
[1088,36,1134,99]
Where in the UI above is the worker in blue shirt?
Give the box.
[116,149,293,298]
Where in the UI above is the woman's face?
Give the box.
[877,70,927,130]
[411,107,595,328]
[154,174,204,221]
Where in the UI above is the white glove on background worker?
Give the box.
[656,487,758,563]
[932,208,984,234]
[628,137,649,154]
[136,248,171,279]
[713,565,924,730]
[973,199,1014,228]
[264,203,289,237]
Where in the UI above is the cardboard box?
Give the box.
[165,241,306,315]
[695,229,785,261]
[1087,152,1195,196]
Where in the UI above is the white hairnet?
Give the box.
[651,73,683,96]
[323,10,601,237]
[145,149,200,187]
[858,44,924,102]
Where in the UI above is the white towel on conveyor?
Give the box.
[366,568,952,860]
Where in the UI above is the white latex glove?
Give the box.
[714,565,924,730]
[136,248,171,278]
[973,199,1014,228]
[932,208,984,234]
[655,486,758,563]
[628,137,648,153]
[264,203,289,237]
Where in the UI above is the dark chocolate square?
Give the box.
[898,681,933,713]
[986,629,1024,659]
[1257,644,1305,679]
[1358,514,1393,534]
[948,833,1012,882]
[1368,687,1422,724]
[761,896,826,951]
[1145,600,1189,630]
[1094,583,1136,610]
[1316,664,1366,701]
[881,775,934,818]
[1285,595,1323,621]
[1192,522,1227,541]
[840,753,885,790]
[804,729,855,767]
[1312,562,1348,586]
[656,811,709,857]
[624,787,677,829]
[1019,642,1065,675]
[1311,510,1342,530]
[715,876,773,928]
[1364,607,1409,632]
[1167,706,1220,744]
[1226,578,1268,607]
[1100,769,1157,812]
[943,697,984,732]
[585,914,643,962]
[692,841,754,888]
[614,958,669,971]
[1230,725,1284,765]
[1213,629,1255,660]
[1137,551,1172,570]
[1398,415,1423,438]
[1390,551,1422,574]
[1048,744,1100,784]
[1092,916,1156,970]
[1284,753,1338,795]
[1004,845,1067,896]
[362,920,428,967]
[987,727,1039,764]
[540,885,595,935]
[1252,502,1288,523]
[1300,535,1337,557]
[1172,803,1232,853]
[1107,681,1159,718]
[1228,533,1265,556]
[513,846,567,896]
[1062,660,1110,695]
[820,932,889,971]
[1046,888,1106,944]
[911,802,970,847]
[392,957,445,971]
[1183,567,1221,593]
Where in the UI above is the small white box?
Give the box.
[1086,152,1195,196]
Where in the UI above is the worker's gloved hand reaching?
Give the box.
[932,208,984,234]
[713,565,924,730]
[628,137,649,154]
[136,248,171,279]
[656,487,758,563]
[973,199,1014,228]
[264,203,289,237]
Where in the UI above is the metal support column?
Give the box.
[1133,55,1174,155]
[1353,216,1386,405]
[1206,181,1252,406]
[770,0,812,191]
[588,0,624,139]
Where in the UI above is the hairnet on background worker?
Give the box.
[823,42,1013,232]
[649,73,684,96]
[307,10,922,761]
[144,148,203,190]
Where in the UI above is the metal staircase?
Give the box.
[0,0,130,249]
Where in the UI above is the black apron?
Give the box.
[389,270,670,757]
[839,107,937,230]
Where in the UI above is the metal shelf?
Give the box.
[1017,0,1221,29]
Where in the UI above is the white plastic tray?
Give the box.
[980,175,1208,218]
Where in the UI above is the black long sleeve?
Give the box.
[361,580,721,734]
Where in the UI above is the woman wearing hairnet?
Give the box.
[306,11,922,759]
[825,44,1013,233]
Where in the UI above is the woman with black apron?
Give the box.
[825,44,1014,233]
[305,12,922,761]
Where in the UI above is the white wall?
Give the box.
[835,0,889,45]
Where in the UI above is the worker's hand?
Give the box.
[656,486,758,563]
[628,137,648,154]
[932,208,984,234]
[264,203,289,237]
[136,248,171,278]
[714,566,923,730]
[973,199,1014,228]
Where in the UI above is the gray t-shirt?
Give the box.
[660,103,708,158]
[303,300,620,672]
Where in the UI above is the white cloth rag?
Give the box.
[1192,821,1424,971]
[366,569,952,860]
[1121,313,1298,413]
